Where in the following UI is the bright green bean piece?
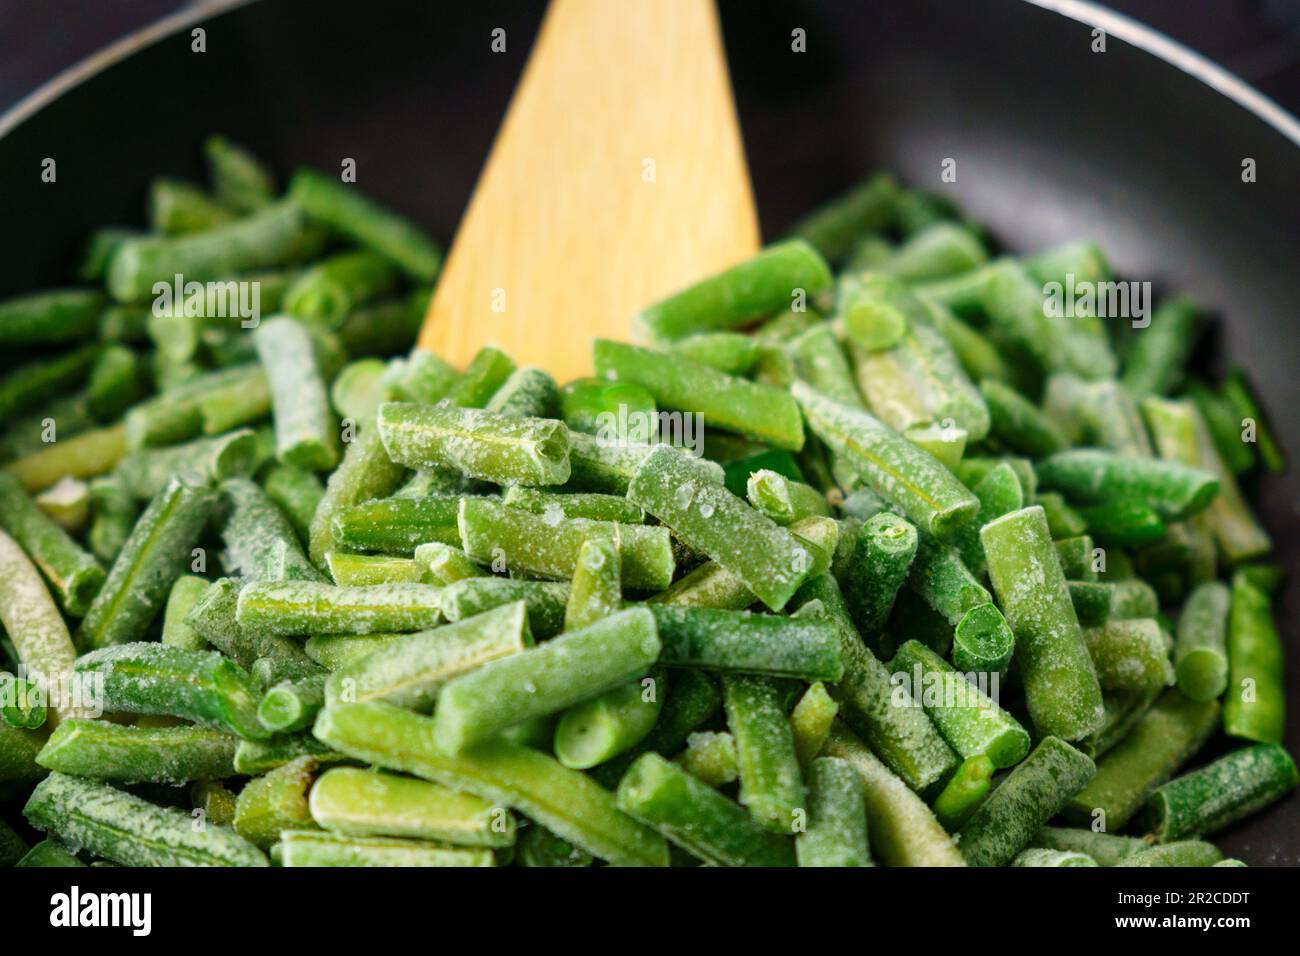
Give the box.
[1037,449,1218,521]
[255,316,340,471]
[746,469,830,526]
[908,534,990,626]
[236,580,443,636]
[790,681,838,771]
[85,345,143,422]
[926,300,1014,384]
[0,527,81,722]
[25,772,267,866]
[276,830,494,867]
[36,720,237,783]
[647,604,842,681]
[330,358,389,424]
[796,756,871,867]
[892,640,1030,768]
[627,445,809,610]
[310,766,514,847]
[554,673,662,770]
[0,289,104,346]
[594,339,804,451]
[721,673,805,834]
[323,600,530,710]
[1012,848,1097,867]
[1064,687,1219,831]
[325,551,427,587]
[307,416,407,568]
[1142,743,1297,842]
[1114,840,1224,867]
[1031,826,1146,866]
[674,730,738,787]
[283,249,398,329]
[616,752,794,867]
[1121,297,1203,398]
[981,506,1104,740]
[823,724,965,866]
[795,382,978,539]
[932,754,993,832]
[459,496,673,591]
[77,476,218,649]
[0,473,105,617]
[558,377,656,437]
[332,495,461,554]
[795,574,957,792]
[233,732,343,775]
[1083,618,1174,696]
[222,477,325,584]
[481,365,559,420]
[148,177,233,234]
[205,135,275,211]
[116,428,260,499]
[432,607,659,754]
[838,511,918,635]
[413,542,489,586]
[951,603,1016,676]
[881,221,987,281]
[259,674,327,734]
[980,379,1068,457]
[1223,574,1285,744]
[442,345,515,409]
[378,402,570,486]
[636,239,830,341]
[789,173,897,264]
[314,701,667,866]
[563,531,621,631]
[290,168,441,281]
[1221,368,1284,472]
[184,577,313,670]
[75,641,268,741]
[841,273,925,351]
[958,737,1095,867]
[787,322,865,408]
[235,755,320,848]
[107,201,313,302]
[503,485,645,524]
[666,332,761,376]
[437,577,569,638]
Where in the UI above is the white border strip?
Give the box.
[1027,0,1300,146]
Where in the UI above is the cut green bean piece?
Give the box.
[636,239,831,341]
[25,772,268,866]
[117,428,260,499]
[1114,840,1224,867]
[205,135,275,211]
[674,730,738,787]
[616,752,794,867]
[0,527,81,722]
[437,577,569,638]
[326,551,427,587]
[823,724,965,867]
[595,339,805,450]
[796,756,871,867]
[0,473,105,617]
[0,345,101,422]
[909,534,990,626]
[75,642,268,740]
[790,681,838,771]
[503,485,645,524]
[259,674,326,733]
[788,322,865,408]
[331,358,389,423]
[789,173,897,264]
[184,577,314,669]
[1142,743,1297,842]
[314,701,668,866]
[255,316,339,471]
[275,830,494,867]
[1012,848,1097,867]
[307,416,407,568]
[981,506,1104,740]
[980,379,1068,457]
[148,177,233,234]
[1064,688,1220,831]
[670,331,764,377]
[841,273,925,351]
[0,675,47,729]
[310,766,515,847]
[795,382,978,539]
[647,604,842,681]
[722,674,805,833]
[1223,574,1285,744]
[222,477,325,583]
[746,469,830,526]
[554,673,662,770]
[444,345,516,409]
[378,402,571,486]
[0,289,104,346]
[1083,618,1174,696]
[627,445,810,610]
[283,250,398,329]
[36,720,237,783]
[892,640,1030,768]
[516,823,593,867]
[1032,826,1146,866]
[236,580,443,636]
[1180,574,1227,697]
[1037,449,1218,521]
[77,476,218,649]
[1222,367,1284,472]
[0,721,45,782]
[484,365,560,419]
[1121,297,1203,398]
[839,511,918,635]
[432,607,659,754]
[563,531,621,631]
[107,201,313,302]
[233,732,343,775]
[333,495,461,554]
[957,736,1096,867]
[235,755,320,848]
[795,574,957,792]
[932,754,993,832]
[324,600,530,710]
[15,839,85,868]
[458,497,673,590]
[951,603,1016,675]
[290,168,441,281]
[413,542,489,585]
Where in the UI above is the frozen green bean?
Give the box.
[36,720,237,783]
[1142,743,1297,842]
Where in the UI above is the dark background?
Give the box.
[3,0,1300,117]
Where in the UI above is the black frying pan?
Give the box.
[1,0,1296,864]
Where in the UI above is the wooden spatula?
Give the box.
[418,0,759,383]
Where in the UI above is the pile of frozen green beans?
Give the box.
[0,144,1294,868]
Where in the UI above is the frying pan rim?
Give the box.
[0,0,1298,149]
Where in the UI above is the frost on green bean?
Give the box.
[236,580,443,636]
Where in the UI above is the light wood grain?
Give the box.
[419,0,759,382]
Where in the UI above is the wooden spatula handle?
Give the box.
[419,0,760,382]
